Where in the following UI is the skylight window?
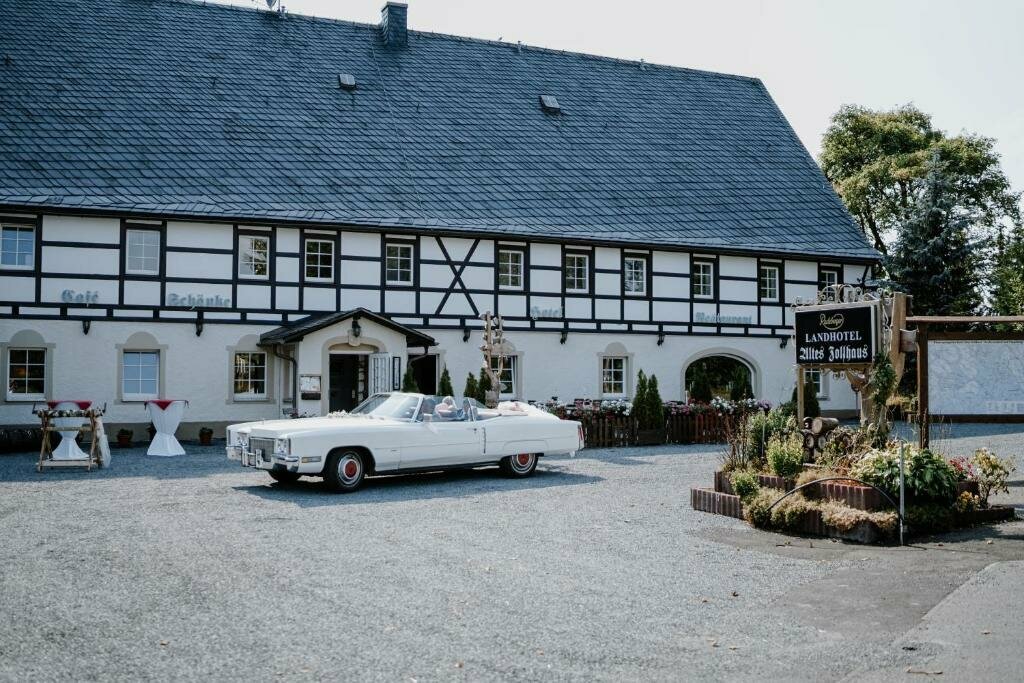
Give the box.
[539,94,561,113]
[338,73,357,90]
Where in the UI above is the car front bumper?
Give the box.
[227,445,315,473]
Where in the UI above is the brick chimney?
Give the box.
[380,3,408,47]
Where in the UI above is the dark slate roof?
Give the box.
[260,308,436,347]
[0,0,878,261]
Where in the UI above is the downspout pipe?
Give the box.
[269,343,299,417]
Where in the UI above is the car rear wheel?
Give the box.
[499,453,538,478]
[324,450,366,493]
[268,470,301,484]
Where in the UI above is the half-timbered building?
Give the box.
[0,0,878,433]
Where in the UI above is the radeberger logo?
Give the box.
[820,313,844,331]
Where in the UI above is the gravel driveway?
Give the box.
[1,425,1022,681]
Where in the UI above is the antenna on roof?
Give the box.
[639,58,646,70]
[259,0,285,13]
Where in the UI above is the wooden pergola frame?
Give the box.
[910,315,1024,448]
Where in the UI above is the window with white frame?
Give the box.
[7,348,45,399]
[490,355,518,397]
[497,249,524,290]
[125,229,161,275]
[1,225,35,269]
[692,260,714,298]
[238,235,269,279]
[233,352,267,399]
[122,351,160,400]
[564,253,589,293]
[804,368,827,398]
[759,264,779,301]
[304,238,334,281]
[819,267,840,290]
[623,255,647,296]
[601,356,627,397]
[385,242,413,284]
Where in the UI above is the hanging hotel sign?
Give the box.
[794,303,877,366]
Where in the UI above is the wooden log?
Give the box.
[810,417,839,435]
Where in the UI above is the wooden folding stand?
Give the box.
[36,409,102,472]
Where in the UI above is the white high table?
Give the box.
[145,400,188,457]
[50,400,92,460]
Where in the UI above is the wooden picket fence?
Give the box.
[576,412,739,448]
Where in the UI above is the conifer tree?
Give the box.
[464,372,478,400]
[401,363,419,392]
[439,366,454,396]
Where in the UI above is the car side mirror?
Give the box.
[421,413,433,423]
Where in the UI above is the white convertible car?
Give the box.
[226,392,584,492]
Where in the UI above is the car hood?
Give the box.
[245,415,403,438]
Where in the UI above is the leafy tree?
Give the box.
[991,225,1024,318]
[820,104,1019,255]
[885,156,983,316]
[401,363,419,392]
[645,374,665,430]
[439,366,454,396]
[463,372,478,400]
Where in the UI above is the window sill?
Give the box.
[565,289,589,295]
[5,396,47,403]
[237,275,270,281]
[232,396,271,403]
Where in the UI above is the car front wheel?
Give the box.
[499,453,538,478]
[324,450,366,493]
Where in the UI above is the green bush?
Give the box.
[905,502,954,534]
[850,445,958,502]
[439,366,454,396]
[730,470,761,502]
[743,408,794,467]
[463,372,478,400]
[477,369,492,404]
[770,492,815,531]
[767,434,804,478]
[401,363,418,392]
[633,371,650,427]
[644,374,665,430]
[743,487,784,529]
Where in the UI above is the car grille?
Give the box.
[249,437,275,460]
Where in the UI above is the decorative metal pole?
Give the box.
[898,440,905,547]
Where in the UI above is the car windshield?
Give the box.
[350,393,421,421]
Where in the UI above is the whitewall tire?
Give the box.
[324,450,366,493]
[500,453,538,478]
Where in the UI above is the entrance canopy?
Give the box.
[259,308,436,349]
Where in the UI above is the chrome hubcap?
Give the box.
[338,454,361,485]
[510,453,535,473]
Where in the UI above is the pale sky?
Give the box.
[225,0,1024,194]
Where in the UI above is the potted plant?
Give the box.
[116,428,133,448]
[198,427,214,446]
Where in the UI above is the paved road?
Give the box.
[0,425,1021,681]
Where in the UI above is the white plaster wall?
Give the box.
[43,215,119,243]
[166,221,232,249]
[42,246,118,275]
[0,319,285,426]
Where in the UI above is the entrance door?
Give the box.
[329,354,368,412]
[412,355,438,394]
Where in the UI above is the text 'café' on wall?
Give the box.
[0,0,879,434]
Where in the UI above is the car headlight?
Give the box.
[274,438,290,455]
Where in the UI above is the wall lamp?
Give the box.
[559,329,568,345]
[462,327,471,342]
[352,317,362,338]
[82,319,91,335]
[657,332,665,346]
[779,336,789,349]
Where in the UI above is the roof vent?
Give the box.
[539,94,561,114]
[338,73,356,90]
[380,2,408,47]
